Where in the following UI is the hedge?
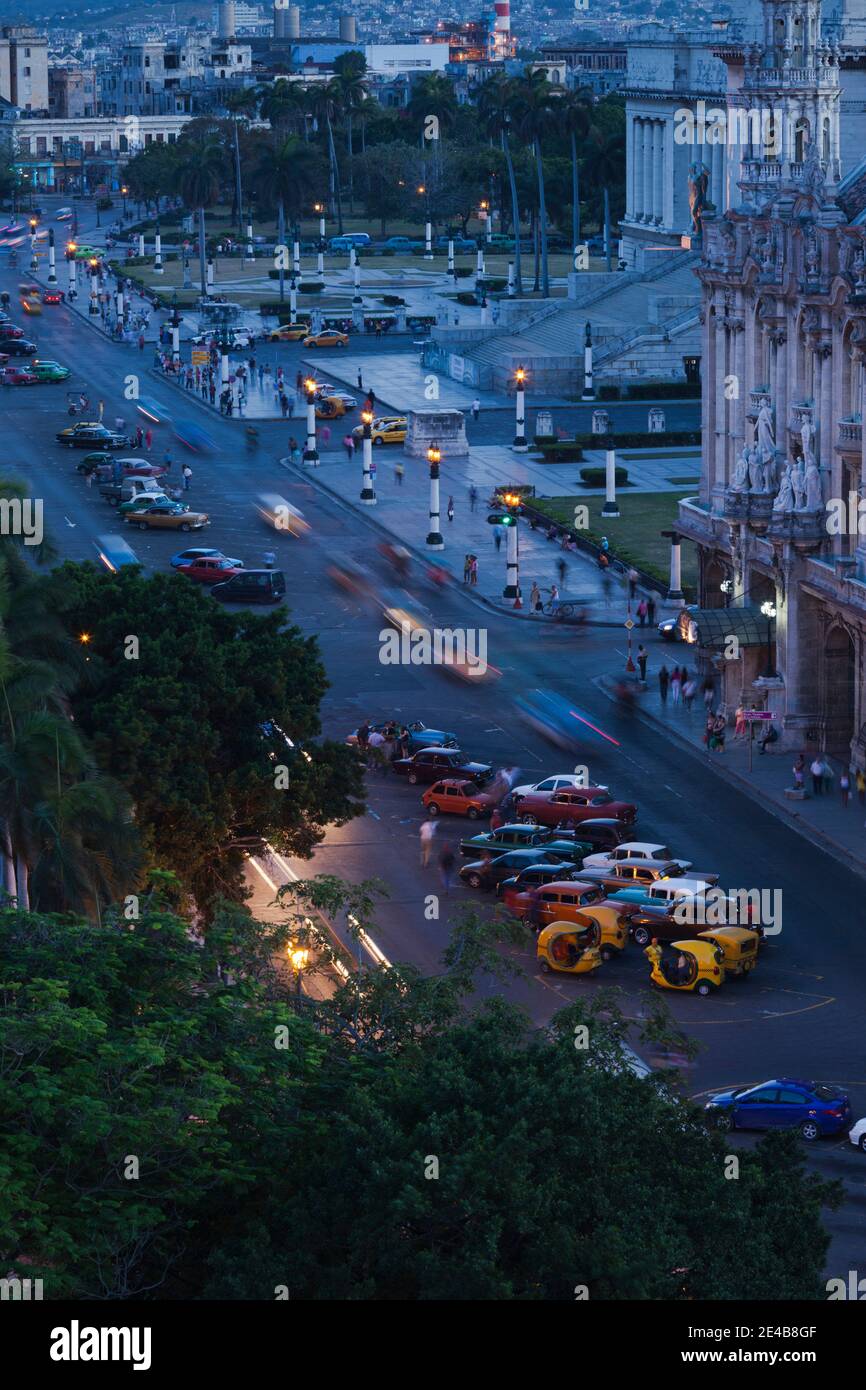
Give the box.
[454,267,473,279]
[597,381,701,401]
[381,295,406,306]
[456,291,478,305]
[535,444,585,462]
[579,466,629,486]
[570,429,700,449]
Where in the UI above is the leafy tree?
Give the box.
[251,136,327,228]
[510,70,556,298]
[39,564,365,914]
[354,142,416,234]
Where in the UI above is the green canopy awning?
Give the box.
[678,606,774,649]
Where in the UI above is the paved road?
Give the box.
[2,235,863,1276]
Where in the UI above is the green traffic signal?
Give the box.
[486,512,516,526]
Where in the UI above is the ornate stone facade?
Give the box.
[678,0,866,762]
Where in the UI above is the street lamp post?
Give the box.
[760,601,777,678]
[29,216,38,270]
[303,377,319,466]
[502,492,521,603]
[289,273,298,325]
[115,277,125,324]
[47,228,57,285]
[66,241,77,299]
[292,230,301,282]
[154,221,163,275]
[601,436,620,518]
[121,184,128,220]
[88,257,100,316]
[662,529,684,602]
[426,443,444,549]
[315,204,325,277]
[360,408,376,505]
[582,321,594,399]
[170,293,181,365]
[513,365,528,450]
[447,237,455,278]
[352,248,362,306]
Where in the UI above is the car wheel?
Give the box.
[137,521,148,531]
[632,927,651,948]
[521,814,538,825]
[696,980,713,996]
[108,497,119,507]
[179,523,191,533]
[800,1120,820,1141]
[467,807,480,820]
[860,1135,866,1153]
[539,959,551,973]
[407,772,419,785]
[427,803,440,816]
[713,1110,734,1132]
[467,872,483,889]
[373,436,384,446]
[337,340,346,347]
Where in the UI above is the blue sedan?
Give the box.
[705,1079,852,1141]
[346,720,458,752]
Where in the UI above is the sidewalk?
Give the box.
[606,676,866,875]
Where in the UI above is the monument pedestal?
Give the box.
[405,409,469,458]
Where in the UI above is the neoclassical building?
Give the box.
[678,0,866,763]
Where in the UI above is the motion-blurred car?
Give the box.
[31,359,70,381]
[42,290,64,305]
[172,419,217,453]
[392,748,491,786]
[2,338,37,356]
[420,779,498,819]
[176,556,244,583]
[351,417,407,446]
[171,546,242,569]
[268,322,310,341]
[136,395,172,424]
[125,500,209,531]
[659,604,697,641]
[256,493,310,536]
[55,207,74,221]
[346,720,458,751]
[94,534,140,572]
[705,1080,852,1141]
[326,559,374,599]
[302,329,349,348]
[1,365,37,385]
[514,688,620,751]
[57,422,128,448]
[20,296,42,315]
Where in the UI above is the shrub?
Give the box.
[535,444,585,462]
[579,465,629,486]
[456,292,477,306]
[485,277,507,292]
[299,282,324,294]
[568,429,701,449]
[625,380,701,400]
[96,197,113,211]
[454,267,473,279]
[597,384,620,401]
[382,295,406,306]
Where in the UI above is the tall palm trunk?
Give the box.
[500,130,522,295]
[15,852,29,910]
[534,135,550,298]
[2,822,15,901]
[347,114,354,212]
[532,209,540,292]
[571,131,580,251]
[326,114,343,234]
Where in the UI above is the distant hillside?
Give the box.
[0,0,211,23]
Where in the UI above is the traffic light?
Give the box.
[487,511,517,526]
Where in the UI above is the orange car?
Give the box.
[421,778,498,820]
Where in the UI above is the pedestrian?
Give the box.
[840,769,850,807]
[289,438,300,465]
[85,469,94,489]
[398,726,410,759]
[469,484,477,512]
[320,425,331,447]
[556,557,566,589]
[637,644,648,682]
[343,434,355,461]
[792,753,805,791]
[357,367,364,391]
[493,524,503,553]
[702,677,715,712]
[447,496,454,523]
[735,704,747,739]
[530,581,542,613]
[138,332,145,351]
[296,370,303,393]
[395,461,404,486]
[438,842,456,894]
[548,583,559,608]
[182,464,192,491]
[280,392,289,418]
[356,720,370,752]
[419,817,438,867]
[469,555,478,586]
[163,449,173,472]
[647,595,656,625]
[98,398,105,421]
[637,598,648,627]
[263,549,276,570]
[258,364,264,389]
[683,676,697,710]
[628,567,638,599]
[671,666,682,705]
[471,397,480,421]
[810,755,824,796]
[463,554,472,584]
[712,712,726,752]
[858,768,866,806]
[658,665,669,704]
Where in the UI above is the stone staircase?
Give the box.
[461,250,704,392]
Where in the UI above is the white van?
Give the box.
[644,878,715,906]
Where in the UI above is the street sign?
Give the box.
[191,349,208,365]
[742,710,774,721]
[624,618,634,631]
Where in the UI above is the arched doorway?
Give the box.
[823,625,855,756]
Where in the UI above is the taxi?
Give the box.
[268,322,311,341]
[351,417,407,446]
[421,778,498,820]
[302,329,349,349]
[697,926,760,979]
[537,921,604,977]
[647,938,725,996]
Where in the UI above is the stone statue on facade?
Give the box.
[801,141,826,200]
[800,419,814,465]
[854,249,866,293]
[687,162,710,237]
[731,445,751,491]
[748,443,765,492]
[838,236,853,277]
[804,456,823,511]
[756,400,776,460]
[773,465,795,512]
[803,225,820,279]
[791,457,807,510]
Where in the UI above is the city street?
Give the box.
[3,246,865,1273]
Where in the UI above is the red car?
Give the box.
[177,556,244,584]
[43,290,64,305]
[515,787,637,829]
[0,323,24,339]
[1,366,37,385]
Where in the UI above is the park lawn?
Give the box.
[534,489,699,595]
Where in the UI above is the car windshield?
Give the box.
[590,794,612,805]
[812,1084,844,1100]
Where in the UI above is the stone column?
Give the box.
[715,302,729,488]
[733,319,746,454]
[774,330,789,465]
[634,120,645,222]
[626,115,635,220]
[856,342,866,578]
[653,121,664,224]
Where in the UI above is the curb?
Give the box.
[594,676,866,882]
[280,456,627,628]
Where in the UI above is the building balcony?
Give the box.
[766,508,828,550]
[677,495,720,547]
[720,488,774,533]
[789,401,814,433]
[741,160,782,184]
[837,417,862,450]
[747,387,771,420]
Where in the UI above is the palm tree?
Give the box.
[558,88,593,254]
[406,74,458,142]
[511,71,555,298]
[252,136,327,227]
[333,52,368,210]
[477,74,523,295]
[260,79,306,140]
[307,80,344,233]
[173,138,227,295]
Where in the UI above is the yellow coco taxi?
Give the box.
[571,901,630,960]
[648,938,725,996]
[698,926,759,979]
[537,920,604,977]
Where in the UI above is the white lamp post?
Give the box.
[502,492,521,603]
[154,223,163,275]
[360,408,376,504]
[88,258,99,315]
[582,321,594,399]
[426,443,444,549]
[47,228,57,284]
[315,204,325,276]
[514,366,528,450]
[602,438,620,517]
[447,237,455,278]
[303,378,319,465]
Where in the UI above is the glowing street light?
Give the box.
[360,407,376,506]
[514,365,527,450]
[426,442,444,549]
[303,378,319,466]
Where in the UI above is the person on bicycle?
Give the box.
[245,424,259,451]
